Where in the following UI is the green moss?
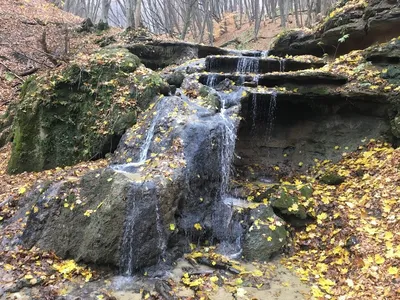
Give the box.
[320,172,345,185]
[269,184,313,219]
[8,48,164,174]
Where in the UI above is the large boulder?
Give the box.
[242,205,288,261]
[0,103,16,148]
[21,85,253,274]
[7,48,168,174]
[270,0,400,57]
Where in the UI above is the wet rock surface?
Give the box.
[270,0,400,57]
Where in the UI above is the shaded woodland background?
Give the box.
[50,0,339,43]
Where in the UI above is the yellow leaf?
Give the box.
[375,254,385,265]
[388,266,398,275]
[269,224,277,231]
[317,212,328,224]
[194,223,202,230]
[4,264,14,271]
[288,203,299,212]
[298,162,303,167]
[18,187,27,195]
[235,278,243,285]
[169,223,176,231]
[210,276,219,283]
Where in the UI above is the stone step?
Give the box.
[205,55,325,74]
[200,71,347,88]
[125,41,272,69]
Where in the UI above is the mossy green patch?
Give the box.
[8,48,167,174]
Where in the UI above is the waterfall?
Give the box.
[236,57,260,73]
[155,201,167,259]
[120,185,166,276]
[253,74,260,85]
[237,75,245,85]
[266,91,278,140]
[120,190,138,276]
[206,74,218,87]
[217,90,242,197]
[206,56,218,71]
[279,58,286,72]
[252,94,257,131]
[261,50,269,58]
[112,100,163,172]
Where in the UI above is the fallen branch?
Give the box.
[0,61,24,82]
[194,257,241,274]
[19,67,39,77]
[39,30,59,66]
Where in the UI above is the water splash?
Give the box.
[266,91,278,140]
[206,74,218,87]
[279,58,286,72]
[253,74,260,85]
[261,50,269,58]
[237,57,260,73]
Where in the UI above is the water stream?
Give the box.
[252,94,258,131]
[111,100,163,173]
[155,201,167,260]
[279,58,286,72]
[217,91,241,197]
[261,50,269,58]
[266,91,278,140]
[236,57,260,73]
[206,74,218,87]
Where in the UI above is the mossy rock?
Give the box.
[320,172,345,185]
[242,205,288,261]
[0,102,17,147]
[8,48,166,174]
[165,71,185,87]
[269,184,313,219]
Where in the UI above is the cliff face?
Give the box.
[270,0,400,57]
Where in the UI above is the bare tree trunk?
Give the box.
[134,0,142,28]
[101,0,111,23]
[126,0,135,28]
[278,0,286,27]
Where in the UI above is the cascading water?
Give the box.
[279,58,286,72]
[155,201,167,259]
[112,100,163,172]
[261,50,269,58]
[211,89,246,258]
[237,75,246,85]
[206,74,218,87]
[218,91,240,197]
[236,57,260,73]
[266,91,278,140]
[251,94,257,131]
